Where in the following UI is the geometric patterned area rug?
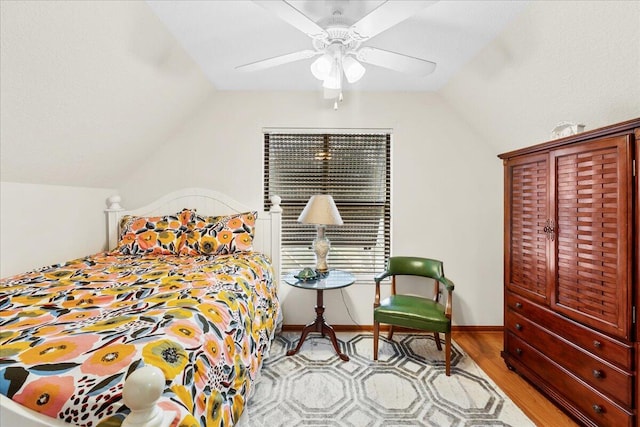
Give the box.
[239,332,535,427]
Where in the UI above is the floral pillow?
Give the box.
[117,209,193,255]
[181,211,257,256]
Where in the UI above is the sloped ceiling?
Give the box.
[0,0,530,190]
[1,1,638,190]
[441,0,640,152]
[146,0,529,91]
[0,0,213,188]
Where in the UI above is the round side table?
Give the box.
[283,270,355,361]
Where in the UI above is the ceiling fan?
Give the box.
[236,0,438,108]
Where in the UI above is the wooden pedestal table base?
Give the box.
[286,289,349,361]
[283,269,356,362]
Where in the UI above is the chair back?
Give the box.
[387,256,444,280]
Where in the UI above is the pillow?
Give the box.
[181,211,257,256]
[117,209,193,255]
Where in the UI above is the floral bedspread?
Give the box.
[0,251,279,427]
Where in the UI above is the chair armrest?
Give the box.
[436,277,454,319]
[374,271,392,308]
[438,276,455,292]
[374,271,390,283]
[444,287,453,319]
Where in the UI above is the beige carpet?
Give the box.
[240,332,535,427]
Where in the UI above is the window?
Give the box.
[264,131,391,278]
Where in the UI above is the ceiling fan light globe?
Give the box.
[342,56,366,83]
[323,87,341,99]
[310,54,332,80]
[322,75,341,90]
[322,58,342,90]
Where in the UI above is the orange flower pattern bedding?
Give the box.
[0,251,279,427]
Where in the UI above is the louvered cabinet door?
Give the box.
[550,135,633,339]
[505,153,551,304]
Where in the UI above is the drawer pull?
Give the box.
[515,348,522,355]
[515,323,522,331]
[593,340,602,348]
[592,404,603,414]
[592,369,603,379]
[515,302,522,309]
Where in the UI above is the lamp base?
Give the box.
[313,226,330,273]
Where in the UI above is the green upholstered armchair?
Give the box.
[373,256,455,376]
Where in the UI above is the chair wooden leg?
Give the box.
[445,332,451,376]
[373,321,379,360]
[387,325,394,340]
[434,332,442,351]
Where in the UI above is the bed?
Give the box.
[0,188,282,427]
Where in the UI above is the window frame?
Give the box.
[263,129,391,280]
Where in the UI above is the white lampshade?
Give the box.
[310,54,332,80]
[342,56,366,83]
[298,195,343,226]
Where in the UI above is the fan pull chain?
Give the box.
[333,91,344,110]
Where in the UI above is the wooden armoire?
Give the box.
[499,118,639,427]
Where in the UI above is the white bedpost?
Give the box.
[105,195,124,251]
[269,195,282,286]
[121,366,175,427]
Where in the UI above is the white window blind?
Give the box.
[264,132,391,277]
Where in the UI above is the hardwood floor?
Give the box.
[452,330,579,427]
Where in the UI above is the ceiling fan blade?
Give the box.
[350,0,436,41]
[255,0,328,39]
[356,47,436,76]
[236,50,318,72]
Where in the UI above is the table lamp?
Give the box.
[298,195,343,273]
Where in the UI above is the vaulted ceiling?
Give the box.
[0,1,214,188]
[0,0,528,189]
[147,0,529,92]
[1,1,638,190]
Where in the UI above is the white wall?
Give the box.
[0,182,115,278]
[441,0,640,153]
[116,91,503,326]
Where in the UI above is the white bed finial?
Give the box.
[270,195,282,213]
[122,365,175,427]
[106,195,123,211]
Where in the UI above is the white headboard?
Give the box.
[104,188,282,281]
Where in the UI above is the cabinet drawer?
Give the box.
[506,333,634,427]
[506,291,632,369]
[506,310,632,406]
